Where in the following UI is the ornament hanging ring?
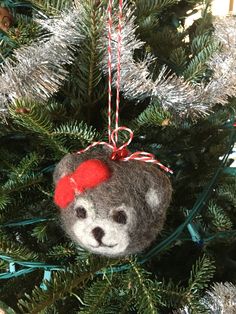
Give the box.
[110,126,133,149]
[110,126,133,160]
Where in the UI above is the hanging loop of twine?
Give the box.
[77,127,173,173]
[77,0,172,174]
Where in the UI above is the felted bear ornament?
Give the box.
[53,148,172,257]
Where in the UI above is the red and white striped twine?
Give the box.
[115,0,123,142]
[107,0,113,143]
[77,0,173,175]
[77,127,173,174]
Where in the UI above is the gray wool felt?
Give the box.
[53,148,172,257]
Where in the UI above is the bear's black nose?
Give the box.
[92,227,105,243]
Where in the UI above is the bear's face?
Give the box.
[61,197,137,256]
[54,150,172,257]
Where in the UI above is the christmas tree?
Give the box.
[0,0,235,313]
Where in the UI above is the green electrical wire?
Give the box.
[0,218,52,228]
[0,120,235,280]
[140,122,235,262]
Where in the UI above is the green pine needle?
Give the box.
[134,103,171,128]
[184,42,219,82]
[0,193,11,211]
[52,121,99,145]
[207,201,233,232]
[155,279,186,308]
[8,152,41,179]
[47,243,78,260]
[129,262,158,314]
[9,100,68,155]
[79,279,113,314]
[66,0,106,109]
[31,223,48,243]
[0,233,39,261]
[187,255,215,297]
[17,260,113,314]
[217,180,236,207]
[30,0,73,15]
[135,0,179,16]
[3,173,43,194]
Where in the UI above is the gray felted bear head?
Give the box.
[53,148,172,257]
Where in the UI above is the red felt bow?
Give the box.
[54,159,111,209]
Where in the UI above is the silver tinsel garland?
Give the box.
[101,8,236,119]
[0,6,83,113]
[202,282,236,313]
[101,7,205,118]
[0,3,236,120]
[175,282,236,314]
[205,17,236,105]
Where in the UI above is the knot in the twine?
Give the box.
[77,126,173,174]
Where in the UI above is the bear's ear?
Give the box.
[144,172,172,213]
[145,188,161,210]
[53,153,86,184]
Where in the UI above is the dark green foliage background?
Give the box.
[0,0,235,313]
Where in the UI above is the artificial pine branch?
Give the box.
[217,179,236,208]
[47,242,78,261]
[0,192,10,212]
[184,255,215,312]
[0,7,41,62]
[52,121,99,147]
[30,0,73,15]
[0,259,7,270]
[183,42,219,82]
[9,100,68,156]
[129,261,158,314]
[0,7,83,110]
[153,255,217,312]
[206,201,233,232]
[64,0,106,122]
[7,152,40,179]
[0,232,40,261]
[3,172,43,194]
[17,259,117,313]
[31,223,49,243]
[80,270,140,314]
[155,279,186,309]
[191,34,214,56]
[187,255,215,294]
[169,47,188,71]
[135,0,179,18]
[133,102,172,128]
[44,101,68,120]
[79,278,113,314]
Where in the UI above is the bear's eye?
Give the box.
[112,210,127,224]
[76,206,87,219]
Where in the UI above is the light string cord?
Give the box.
[0,1,235,284]
[0,119,234,280]
[140,119,236,262]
